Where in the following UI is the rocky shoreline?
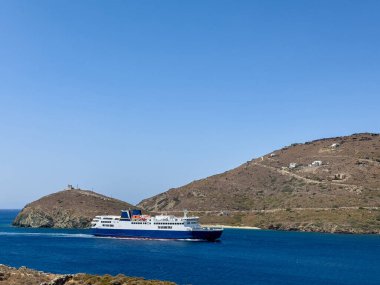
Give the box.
[196,207,380,234]
[0,264,175,285]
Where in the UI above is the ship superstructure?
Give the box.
[91,210,223,241]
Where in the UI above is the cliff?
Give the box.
[13,188,137,228]
[138,133,380,233]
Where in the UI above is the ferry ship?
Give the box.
[91,209,223,241]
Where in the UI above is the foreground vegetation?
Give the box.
[0,265,175,285]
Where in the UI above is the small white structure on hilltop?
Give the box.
[289,162,298,169]
[269,153,277,157]
[333,173,346,180]
[310,160,322,167]
[331,143,340,148]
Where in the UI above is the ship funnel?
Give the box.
[183,209,188,218]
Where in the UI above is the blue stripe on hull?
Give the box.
[92,228,222,241]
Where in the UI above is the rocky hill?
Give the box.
[13,187,137,228]
[138,133,380,233]
[0,264,175,285]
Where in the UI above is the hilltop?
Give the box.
[13,187,137,228]
[138,133,380,233]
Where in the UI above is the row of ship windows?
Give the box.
[102,224,114,227]
[158,226,172,229]
[129,222,185,225]
[154,222,184,225]
[101,221,112,224]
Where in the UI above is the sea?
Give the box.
[0,210,379,285]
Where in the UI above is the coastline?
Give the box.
[196,207,380,235]
[203,224,261,230]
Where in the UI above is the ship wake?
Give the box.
[0,232,94,238]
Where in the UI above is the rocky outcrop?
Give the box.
[0,265,55,284]
[13,188,139,228]
[13,208,91,228]
[40,275,73,285]
[0,265,175,285]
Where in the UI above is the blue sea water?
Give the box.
[0,210,379,285]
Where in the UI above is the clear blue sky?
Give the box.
[0,1,379,208]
